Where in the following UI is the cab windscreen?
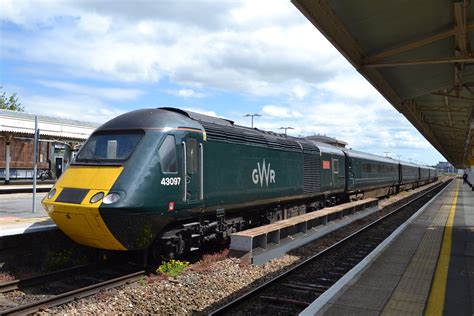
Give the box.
[76,131,144,163]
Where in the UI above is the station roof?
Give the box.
[0,109,98,141]
[306,134,348,148]
[293,0,474,168]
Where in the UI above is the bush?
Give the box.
[189,249,229,273]
[157,259,189,277]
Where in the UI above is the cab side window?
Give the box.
[159,135,177,173]
[186,138,198,174]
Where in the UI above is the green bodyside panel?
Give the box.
[202,140,304,206]
[106,130,183,216]
[347,157,398,190]
[319,152,345,192]
[401,165,418,182]
[107,131,306,221]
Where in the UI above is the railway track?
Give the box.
[0,262,145,315]
[209,179,450,315]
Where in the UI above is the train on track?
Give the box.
[42,108,437,258]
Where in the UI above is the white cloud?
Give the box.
[0,0,444,164]
[167,89,205,99]
[317,72,384,102]
[38,80,144,101]
[262,105,302,118]
[392,131,431,149]
[22,94,124,123]
[0,0,343,96]
[78,12,111,34]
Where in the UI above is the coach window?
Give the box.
[159,135,177,173]
[332,159,339,174]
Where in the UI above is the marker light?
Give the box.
[47,188,57,199]
[90,192,104,204]
[103,193,121,204]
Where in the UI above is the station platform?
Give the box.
[0,183,53,194]
[0,215,56,237]
[0,193,56,237]
[303,178,473,315]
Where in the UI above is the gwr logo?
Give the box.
[252,159,276,187]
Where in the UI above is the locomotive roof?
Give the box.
[160,107,234,126]
[308,140,345,155]
[399,160,421,168]
[344,149,399,165]
[160,107,315,152]
[96,108,203,131]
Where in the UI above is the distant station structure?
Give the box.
[435,161,458,174]
[0,109,98,183]
[306,134,348,148]
[292,0,474,182]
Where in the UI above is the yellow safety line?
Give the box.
[425,181,460,316]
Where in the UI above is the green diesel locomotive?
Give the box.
[42,108,436,258]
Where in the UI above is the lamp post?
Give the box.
[243,113,261,128]
[32,116,39,213]
[279,126,294,135]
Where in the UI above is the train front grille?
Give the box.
[55,188,89,204]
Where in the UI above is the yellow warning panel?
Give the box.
[43,165,127,251]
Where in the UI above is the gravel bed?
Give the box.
[27,179,448,314]
[48,255,299,315]
[1,291,52,310]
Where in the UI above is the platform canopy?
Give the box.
[293,0,474,168]
[0,109,98,141]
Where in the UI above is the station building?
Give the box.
[306,134,348,148]
[0,109,98,183]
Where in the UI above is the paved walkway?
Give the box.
[0,192,54,237]
[316,179,473,315]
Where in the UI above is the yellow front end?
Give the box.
[42,165,127,250]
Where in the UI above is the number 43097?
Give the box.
[161,177,181,186]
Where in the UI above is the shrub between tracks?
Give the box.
[157,260,190,278]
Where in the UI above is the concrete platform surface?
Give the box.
[0,192,56,237]
[311,179,472,316]
[0,183,53,194]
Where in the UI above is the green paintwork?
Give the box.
[319,151,345,192]
[100,127,306,249]
[347,156,398,191]
[87,108,427,250]
[202,140,303,206]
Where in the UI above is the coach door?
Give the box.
[181,132,204,205]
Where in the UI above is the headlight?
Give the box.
[47,188,57,199]
[90,192,104,204]
[103,193,121,204]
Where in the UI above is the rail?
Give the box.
[208,180,450,315]
[0,264,145,315]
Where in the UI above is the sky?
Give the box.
[0,0,445,165]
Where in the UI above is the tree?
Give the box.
[0,87,24,112]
